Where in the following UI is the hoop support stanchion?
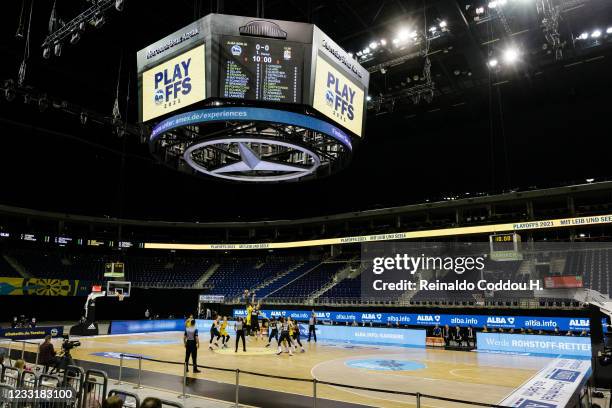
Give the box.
[34,345,39,369]
[20,341,25,360]
[7,340,13,365]
[417,392,421,408]
[313,378,317,408]
[116,354,123,385]
[235,369,240,408]
[178,363,189,399]
[133,356,143,389]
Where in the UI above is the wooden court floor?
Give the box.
[11,332,553,408]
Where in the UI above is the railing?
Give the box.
[0,342,181,408]
[115,353,515,408]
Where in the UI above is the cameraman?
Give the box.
[39,335,58,373]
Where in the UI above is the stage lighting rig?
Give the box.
[41,0,124,58]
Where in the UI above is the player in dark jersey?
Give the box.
[289,318,305,353]
[265,318,279,347]
[276,317,293,356]
[209,317,221,350]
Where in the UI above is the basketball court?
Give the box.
[17,330,552,408]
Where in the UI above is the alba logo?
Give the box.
[362,313,377,319]
[417,315,434,322]
[231,44,242,56]
[487,317,511,324]
[570,319,589,327]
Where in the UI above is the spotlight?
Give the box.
[591,29,602,38]
[475,7,485,14]
[91,13,105,27]
[42,47,51,59]
[392,38,399,45]
[488,58,498,68]
[398,29,410,41]
[366,96,372,101]
[54,42,62,57]
[380,68,387,74]
[380,39,387,46]
[439,20,447,28]
[115,0,124,11]
[70,31,81,45]
[363,47,370,54]
[369,41,378,49]
[607,27,612,34]
[502,47,519,63]
[429,26,437,33]
[578,32,589,40]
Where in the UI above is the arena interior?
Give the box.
[2,1,612,408]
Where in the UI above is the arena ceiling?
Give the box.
[1,0,611,221]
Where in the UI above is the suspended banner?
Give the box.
[145,213,612,250]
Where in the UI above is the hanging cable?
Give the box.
[16,0,27,39]
[18,0,34,87]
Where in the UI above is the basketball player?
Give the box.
[209,317,221,350]
[184,320,200,373]
[219,316,230,348]
[276,317,293,356]
[245,303,253,336]
[265,317,278,347]
[234,317,246,352]
[251,305,260,338]
[289,318,305,353]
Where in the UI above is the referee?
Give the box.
[307,311,317,342]
[184,320,200,373]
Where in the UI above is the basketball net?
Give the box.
[118,293,125,302]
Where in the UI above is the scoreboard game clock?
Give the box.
[136,14,369,183]
[489,233,523,261]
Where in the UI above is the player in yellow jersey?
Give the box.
[245,303,253,336]
[219,316,230,349]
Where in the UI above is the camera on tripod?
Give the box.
[61,337,81,354]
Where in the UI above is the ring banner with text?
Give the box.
[360,242,611,302]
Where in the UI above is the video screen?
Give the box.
[219,35,303,103]
[312,55,365,136]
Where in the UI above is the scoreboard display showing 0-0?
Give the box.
[137,14,370,183]
[219,36,303,103]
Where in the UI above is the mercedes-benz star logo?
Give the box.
[184,138,321,182]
